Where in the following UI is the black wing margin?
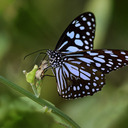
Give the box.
[55,12,96,52]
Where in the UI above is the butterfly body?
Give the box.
[47,50,64,68]
[44,12,128,99]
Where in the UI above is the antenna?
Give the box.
[24,49,48,60]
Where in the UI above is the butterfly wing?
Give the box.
[83,49,128,73]
[55,49,128,99]
[67,49,128,74]
[55,60,105,99]
[55,12,96,52]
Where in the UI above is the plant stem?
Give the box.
[0,76,80,128]
[30,83,39,98]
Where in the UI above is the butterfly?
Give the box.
[44,12,128,99]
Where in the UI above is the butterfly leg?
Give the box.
[42,74,55,78]
[52,68,56,76]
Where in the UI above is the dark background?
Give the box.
[0,0,128,127]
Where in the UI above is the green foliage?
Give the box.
[0,76,80,128]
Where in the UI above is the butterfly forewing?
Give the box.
[55,12,96,52]
[55,59,105,99]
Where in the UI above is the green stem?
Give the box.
[30,83,39,98]
[0,76,80,128]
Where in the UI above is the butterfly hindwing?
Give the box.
[55,12,96,52]
[89,49,128,73]
[54,49,128,99]
[67,50,128,74]
[55,59,105,99]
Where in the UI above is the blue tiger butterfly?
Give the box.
[43,12,128,99]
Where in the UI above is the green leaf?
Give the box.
[24,65,38,84]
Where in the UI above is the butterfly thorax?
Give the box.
[46,50,64,68]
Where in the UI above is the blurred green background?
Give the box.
[0,0,128,128]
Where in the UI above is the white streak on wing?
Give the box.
[86,32,90,36]
[65,62,79,76]
[55,67,61,93]
[63,77,67,89]
[71,61,81,64]
[80,73,90,80]
[72,20,75,24]
[109,61,113,65]
[84,40,89,45]
[85,85,89,90]
[59,68,64,90]
[66,46,79,52]
[121,51,126,55]
[93,57,105,63]
[61,67,67,89]
[58,41,68,50]
[67,31,75,39]
[82,17,87,21]
[79,57,94,63]
[68,58,75,61]
[87,51,98,56]
[87,21,91,26]
[75,23,81,27]
[96,63,101,67]
[91,18,95,22]
[85,46,89,49]
[93,69,97,72]
[62,65,69,78]
[76,33,80,38]
[117,59,122,62]
[98,55,105,58]
[125,56,128,59]
[104,50,113,54]
[110,54,118,57]
[66,54,84,57]
[73,86,76,91]
[106,64,112,67]
[77,86,80,90]
[80,69,91,77]
[79,26,85,30]
[74,39,83,46]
